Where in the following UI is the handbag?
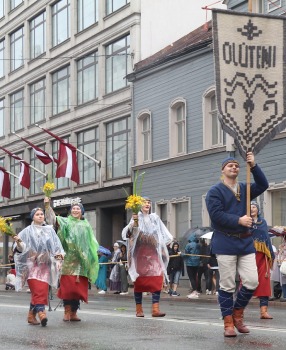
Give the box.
[280,260,286,275]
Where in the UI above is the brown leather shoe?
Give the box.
[233,308,249,333]
[260,306,273,319]
[63,305,71,322]
[70,311,81,321]
[152,303,166,317]
[223,315,237,337]
[27,310,40,325]
[38,310,48,327]
[136,304,144,317]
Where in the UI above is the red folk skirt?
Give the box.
[134,276,163,293]
[253,252,271,297]
[133,244,164,293]
[28,279,49,306]
[57,275,89,303]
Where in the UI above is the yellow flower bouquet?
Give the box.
[125,171,145,227]
[0,216,16,238]
[42,180,56,198]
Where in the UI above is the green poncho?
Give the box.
[57,215,99,283]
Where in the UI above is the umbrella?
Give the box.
[179,226,212,249]
[116,240,127,246]
[98,246,112,256]
[201,231,213,239]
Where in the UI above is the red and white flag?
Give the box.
[19,161,30,189]
[0,167,11,198]
[19,136,57,165]
[38,127,80,184]
[0,146,31,189]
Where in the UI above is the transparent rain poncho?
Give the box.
[122,211,173,282]
[14,223,65,291]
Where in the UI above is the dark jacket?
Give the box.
[199,242,210,266]
[167,245,184,275]
[208,254,218,268]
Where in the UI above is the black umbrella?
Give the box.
[179,226,212,249]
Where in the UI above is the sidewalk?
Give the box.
[90,281,286,308]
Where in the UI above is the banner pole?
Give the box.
[246,2,252,217]
[246,162,251,217]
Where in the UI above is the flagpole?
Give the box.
[6,170,19,179]
[34,124,101,166]
[35,124,102,185]
[0,142,47,177]
[24,163,46,178]
[12,131,47,177]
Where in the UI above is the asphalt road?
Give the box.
[0,289,285,350]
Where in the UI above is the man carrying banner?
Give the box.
[205,152,268,337]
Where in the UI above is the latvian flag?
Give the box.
[0,147,31,189]
[39,127,80,184]
[20,136,57,165]
[0,167,10,198]
[19,161,30,189]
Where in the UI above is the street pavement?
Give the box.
[0,283,285,350]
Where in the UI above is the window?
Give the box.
[0,99,4,137]
[270,189,286,226]
[30,12,46,59]
[202,194,210,227]
[10,90,24,132]
[0,157,4,202]
[77,128,99,184]
[52,66,70,115]
[77,52,98,105]
[78,0,98,32]
[136,110,151,164]
[52,139,69,189]
[30,147,45,195]
[106,0,129,15]
[203,88,225,149]
[106,35,131,93]
[157,202,168,227]
[10,0,22,11]
[268,0,281,12]
[106,116,131,179]
[10,152,23,199]
[0,1,4,18]
[52,0,70,47]
[253,0,264,13]
[170,199,190,241]
[169,98,186,157]
[30,78,46,124]
[10,27,24,71]
[0,40,4,78]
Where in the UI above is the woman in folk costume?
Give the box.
[95,252,109,294]
[13,207,64,327]
[122,197,173,317]
[44,197,99,321]
[109,242,122,294]
[251,201,275,319]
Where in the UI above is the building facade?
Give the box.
[128,2,286,247]
[0,0,142,263]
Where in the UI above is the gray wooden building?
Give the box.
[127,2,286,242]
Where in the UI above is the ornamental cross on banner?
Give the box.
[212,9,286,160]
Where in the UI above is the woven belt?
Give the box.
[222,231,252,239]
